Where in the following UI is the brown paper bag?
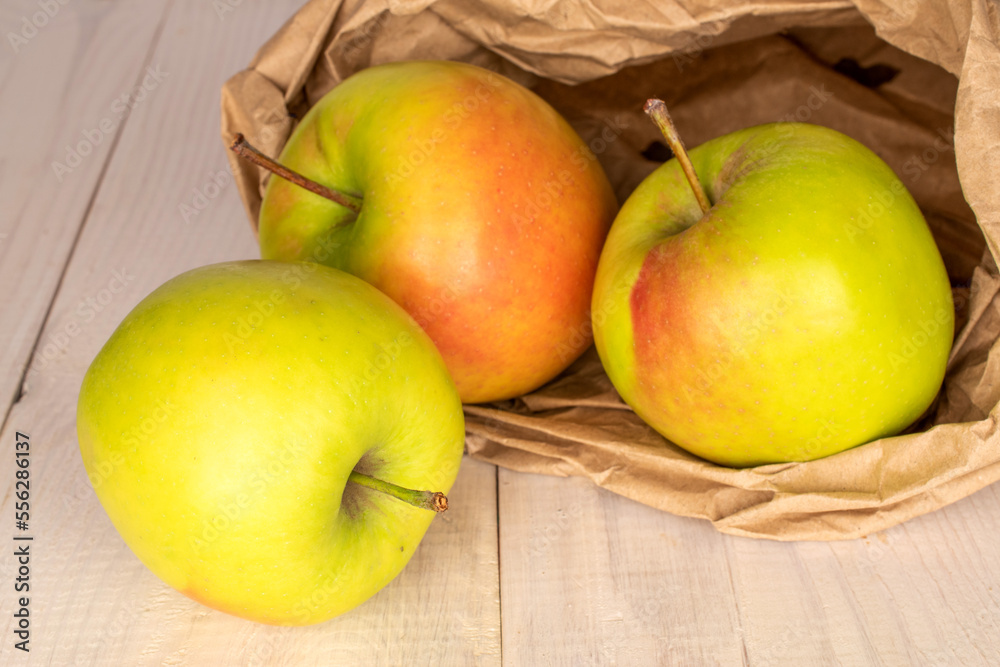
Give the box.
[220,0,1000,540]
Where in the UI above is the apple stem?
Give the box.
[643,99,712,215]
[347,470,448,512]
[229,133,363,214]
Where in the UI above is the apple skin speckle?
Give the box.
[592,122,954,467]
[76,260,466,625]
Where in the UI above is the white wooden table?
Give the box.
[0,2,998,665]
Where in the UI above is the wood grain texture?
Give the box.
[0,0,172,426]
[0,1,500,664]
[498,470,745,665]
[498,469,1000,665]
[0,1,999,665]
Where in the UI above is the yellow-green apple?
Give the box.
[592,101,954,467]
[76,260,465,625]
[241,59,617,404]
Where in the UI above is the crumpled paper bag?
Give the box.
[221,0,1000,540]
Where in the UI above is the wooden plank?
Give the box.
[0,0,502,663]
[727,486,1000,665]
[830,487,1000,664]
[4,1,999,664]
[498,465,1000,665]
[0,0,172,421]
[498,470,745,665]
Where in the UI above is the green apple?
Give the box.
[244,59,617,404]
[592,102,954,467]
[76,260,465,625]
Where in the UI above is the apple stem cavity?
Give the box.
[643,99,712,215]
[347,470,448,512]
[229,133,363,214]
